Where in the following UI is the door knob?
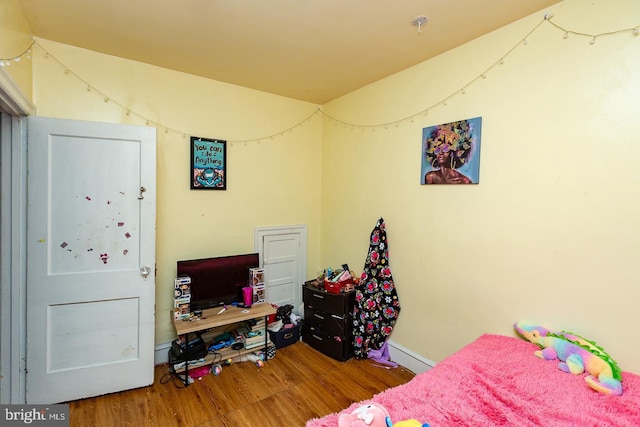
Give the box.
[140,265,151,280]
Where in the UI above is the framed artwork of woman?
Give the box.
[421,117,482,185]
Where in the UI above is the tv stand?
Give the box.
[171,303,276,386]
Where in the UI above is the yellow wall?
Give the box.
[14,0,640,375]
[0,0,33,101]
[30,40,323,343]
[322,0,640,373]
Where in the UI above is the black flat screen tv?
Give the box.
[176,253,259,310]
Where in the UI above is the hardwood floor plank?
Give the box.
[120,387,149,427]
[286,381,349,422]
[68,341,415,427]
[220,390,310,427]
[68,398,96,426]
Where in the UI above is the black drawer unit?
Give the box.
[301,283,355,361]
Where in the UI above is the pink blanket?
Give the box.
[307,334,640,426]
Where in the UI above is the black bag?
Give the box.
[276,304,294,324]
[170,335,207,362]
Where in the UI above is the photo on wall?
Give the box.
[421,117,482,185]
[191,136,226,190]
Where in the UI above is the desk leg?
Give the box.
[183,358,190,386]
[180,334,191,387]
[263,315,268,359]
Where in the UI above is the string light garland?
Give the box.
[0,14,637,142]
[0,38,35,67]
[545,13,640,44]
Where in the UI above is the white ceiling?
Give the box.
[17,0,560,104]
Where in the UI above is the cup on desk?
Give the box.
[242,286,253,308]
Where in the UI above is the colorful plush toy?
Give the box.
[387,419,429,427]
[337,403,429,427]
[514,322,623,396]
[338,403,390,427]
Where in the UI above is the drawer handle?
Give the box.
[312,294,324,299]
[314,313,325,320]
[312,334,322,341]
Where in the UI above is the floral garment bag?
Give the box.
[352,218,401,359]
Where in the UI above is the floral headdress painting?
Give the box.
[421,117,482,185]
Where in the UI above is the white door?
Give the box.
[256,226,307,314]
[26,116,156,404]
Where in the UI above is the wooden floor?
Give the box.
[67,341,415,427]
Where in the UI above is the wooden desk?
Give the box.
[171,304,277,382]
[173,303,276,335]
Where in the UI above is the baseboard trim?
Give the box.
[155,339,435,373]
[155,342,171,365]
[387,340,434,375]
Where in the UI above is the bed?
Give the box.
[306,334,640,427]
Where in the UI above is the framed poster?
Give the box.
[421,117,482,185]
[190,136,226,190]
